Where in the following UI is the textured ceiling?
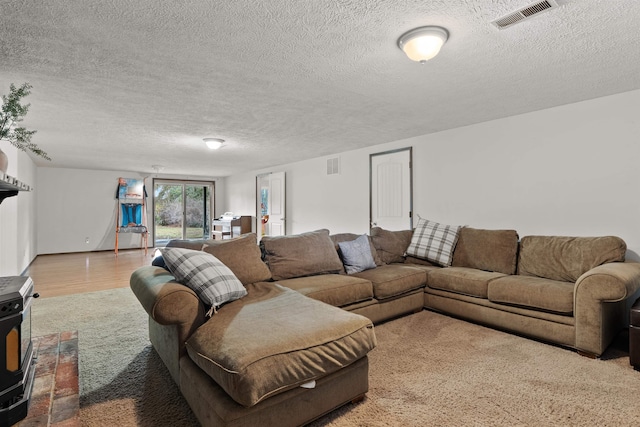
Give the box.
[1,0,639,177]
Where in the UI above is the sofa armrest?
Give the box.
[575,262,640,303]
[574,261,640,356]
[130,266,206,329]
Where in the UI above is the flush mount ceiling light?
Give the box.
[203,138,224,150]
[397,26,449,64]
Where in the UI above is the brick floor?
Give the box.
[17,332,80,427]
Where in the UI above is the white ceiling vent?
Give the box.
[491,0,560,29]
[327,157,340,175]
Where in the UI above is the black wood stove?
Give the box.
[0,276,38,427]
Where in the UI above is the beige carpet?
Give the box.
[32,288,640,426]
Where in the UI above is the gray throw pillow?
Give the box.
[160,247,247,316]
[338,234,377,274]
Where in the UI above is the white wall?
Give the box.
[223,89,640,260]
[224,149,373,235]
[37,168,145,254]
[0,144,38,275]
[28,89,640,257]
[223,173,256,216]
[17,148,38,272]
[37,168,223,254]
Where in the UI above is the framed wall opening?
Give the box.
[152,179,214,246]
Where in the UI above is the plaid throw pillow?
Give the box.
[161,248,247,315]
[406,219,461,266]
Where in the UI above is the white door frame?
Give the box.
[256,171,286,240]
[152,179,215,246]
[369,147,413,231]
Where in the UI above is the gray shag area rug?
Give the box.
[32,288,640,426]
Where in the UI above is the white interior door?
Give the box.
[370,148,412,231]
[268,171,285,236]
[256,171,286,240]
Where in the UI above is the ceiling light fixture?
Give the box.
[203,138,224,150]
[151,164,164,177]
[397,26,449,64]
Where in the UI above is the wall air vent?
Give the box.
[491,0,560,29]
[326,157,340,175]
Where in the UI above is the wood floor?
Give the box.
[23,249,153,298]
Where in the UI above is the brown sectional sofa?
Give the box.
[131,226,640,427]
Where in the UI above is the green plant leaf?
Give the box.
[0,82,50,160]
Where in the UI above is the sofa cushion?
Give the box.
[427,267,506,298]
[185,283,376,407]
[160,248,247,312]
[402,262,441,276]
[275,274,373,307]
[352,264,426,300]
[260,229,344,281]
[202,233,272,285]
[518,235,627,282]
[331,233,382,266]
[405,256,438,267]
[452,227,519,275]
[165,238,217,250]
[488,275,574,315]
[370,227,412,264]
[338,234,377,274]
[406,219,461,267]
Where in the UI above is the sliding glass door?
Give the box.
[153,179,214,246]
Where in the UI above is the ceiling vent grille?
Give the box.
[491,0,560,29]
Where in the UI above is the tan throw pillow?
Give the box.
[452,227,519,275]
[260,229,344,281]
[202,233,272,285]
[518,235,627,282]
[370,227,413,264]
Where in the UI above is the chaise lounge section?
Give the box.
[131,232,377,427]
